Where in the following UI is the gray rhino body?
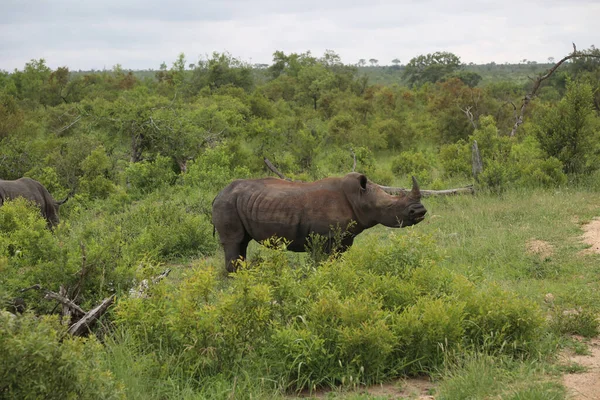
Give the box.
[212,172,427,272]
[0,177,68,227]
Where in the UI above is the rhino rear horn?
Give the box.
[411,176,421,197]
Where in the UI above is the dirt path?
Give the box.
[581,218,600,255]
[562,337,600,400]
[561,219,600,399]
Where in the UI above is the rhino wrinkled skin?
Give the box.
[212,172,427,272]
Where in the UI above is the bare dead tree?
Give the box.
[461,106,477,129]
[350,148,357,172]
[509,44,600,137]
[471,140,483,182]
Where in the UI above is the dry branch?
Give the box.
[378,185,475,197]
[21,284,85,315]
[263,157,290,180]
[129,268,172,299]
[471,140,483,182]
[67,295,115,336]
[461,106,477,129]
[509,45,600,137]
[262,157,475,196]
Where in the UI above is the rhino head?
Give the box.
[344,173,427,229]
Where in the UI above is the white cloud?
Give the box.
[1,0,598,71]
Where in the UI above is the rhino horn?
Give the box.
[411,176,421,198]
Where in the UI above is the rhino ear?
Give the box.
[411,176,421,198]
[359,174,368,191]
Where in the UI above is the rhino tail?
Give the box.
[56,189,76,206]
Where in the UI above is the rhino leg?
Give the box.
[224,237,250,273]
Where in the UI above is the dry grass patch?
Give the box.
[526,239,554,259]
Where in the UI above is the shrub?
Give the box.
[112,230,547,393]
[439,140,471,178]
[550,307,599,338]
[0,313,122,399]
[462,284,545,353]
[392,297,466,374]
[390,151,432,184]
[0,199,71,313]
[184,143,251,195]
[78,146,117,200]
[123,155,177,196]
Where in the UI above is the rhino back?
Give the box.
[0,178,59,226]
[213,177,358,249]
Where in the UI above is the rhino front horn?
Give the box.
[411,176,421,197]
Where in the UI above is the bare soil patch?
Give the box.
[295,376,435,399]
[526,239,554,259]
[581,218,600,255]
[561,337,600,400]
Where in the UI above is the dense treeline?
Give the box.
[1,47,600,398]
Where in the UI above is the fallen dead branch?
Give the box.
[67,295,115,336]
[129,268,172,299]
[21,284,86,316]
[378,185,475,197]
[20,284,115,336]
[263,157,475,196]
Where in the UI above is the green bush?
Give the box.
[439,140,471,178]
[0,199,71,312]
[78,146,117,200]
[390,151,432,184]
[123,155,177,196]
[479,159,509,193]
[0,313,122,400]
[113,231,547,393]
[184,143,251,195]
[392,297,466,373]
[550,307,599,338]
[462,284,545,353]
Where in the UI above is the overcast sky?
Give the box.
[1,0,599,71]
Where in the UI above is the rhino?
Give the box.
[0,177,69,228]
[212,172,427,272]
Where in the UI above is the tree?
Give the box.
[357,59,366,67]
[188,52,254,95]
[403,52,462,87]
[296,64,335,110]
[449,71,482,88]
[392,58,401,66]
[567,45,600,111]
[369,59,379,67]
[535,79,598,174]
[10,59,52,107]
[268,51,316,79]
